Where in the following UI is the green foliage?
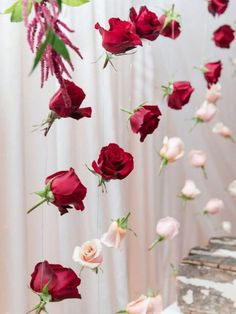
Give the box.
[62,0,90,7]
[4,0,32,22]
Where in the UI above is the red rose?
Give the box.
[163,81,194,110]
[30,261,81,302]
[92,143,134,181]
[213,25,235,49]
[45,168,87,215]
[204,61,222,87]
[158,16,181,39]
[27,168,87,215]
[208,0,229,16]
[95,18,142,54]
[49,80,92,120]
[129,6,160,41]
[129,105,162,142]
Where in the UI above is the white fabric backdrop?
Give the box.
[0,0,236,313]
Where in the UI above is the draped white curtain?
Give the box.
[0,0,236,313]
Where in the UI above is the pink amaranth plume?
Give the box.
[27,0,82,91]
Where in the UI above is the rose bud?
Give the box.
[122,104,162,142]
[206,83,221,104]
[179,180,201,202]
[204,61,222,87]
[129,6,161,41]
[208,0,229,17]
[122,293,163,314]
[222,221,232,234]
[162,81,194,110]
[158,5,181,40]
[101,212,135,248]
[188,149,208,179]
[159,136,184,175]
[213,25,235,49]
[90,143,134,192]
[149,216,180,250]
[227,180,236,198]
[42,80,92,136]
[95,18,142,67]
[213,122,235,142]
[190,101,217,131]
[27,168,87,215]
[29,261,81,313]
[73,239,103,273]
[203,198,224,215]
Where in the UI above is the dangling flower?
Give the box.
[178,180,201,203]
[206,84,222,104]
[162,81,194,110]
[121,104,162,142]
[212,122,235,142]
[213,24,235,49]
[208,0,229,17]
[149,216,180,250]
[28,261,81,313]
[222,221,232,234]
[188,150,208,179]
[227,180,236,198]
[195,61,222,87]
[190,101,217,131]
[89,143,134,192]
[159,136,184,175]
[27,168,87,215]
[203,198,224,215]
[101,212,136,248]
[73,239,103,274]
[40,80,92,135]
[158,4,181,40]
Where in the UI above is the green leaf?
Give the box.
[62,0,89,7]
[56,0,62,10]
[51,34,70,61]
[4,0,32,23]
[31,30,54,72]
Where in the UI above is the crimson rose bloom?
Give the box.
[208,0,229,16]
[129,6,160,41]
[165,82,194,110]
[213,25,235,49]
[30,261,81,301]
[49,80,92,120]
[204,61,222,87]
[130,105,162,142]
[95,18,142,54]
[45,168,87,215]
[158,11,181,40]
[92,143,134,181]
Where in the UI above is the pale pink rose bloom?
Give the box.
[73,239,103,269]
[213,122,231,138]
[204,198,224,215]
[233,58,236,66]
[181,180,201,199]
[126,294,163,314]
[101,221,127,248]
[156,217,180,240]
[228,180,236,197]
[160,136,184,162]
[188,150,207,168]
[195,101,217,122]
[222,221,232,234]
[206,84,221,104]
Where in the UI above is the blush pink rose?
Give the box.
[73,239,103,269]
[188,150,207,168]
[126,294,163,314]
[160,136,184,162]
[204,198,224,215]
[101,221,127,248]
[212,122,232,138]
[156,217,180,240]
[195,101,217,123]
[206,84,221,104]
[181,180,201,200]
